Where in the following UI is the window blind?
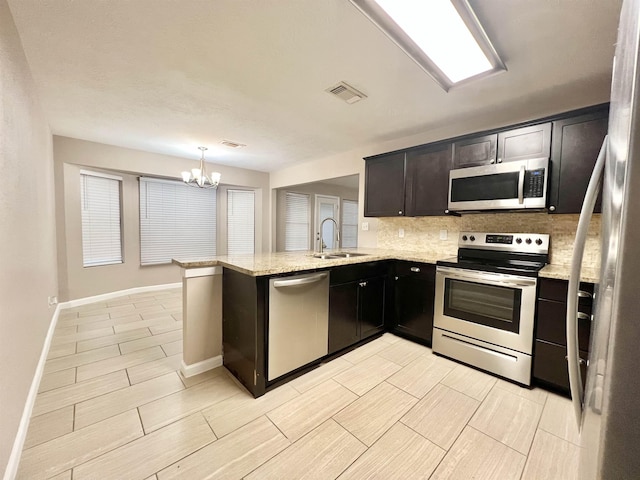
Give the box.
[80,171,123,267]
[139,177,217,265]
[342,199,359,248]
[227,189,255,255]
[284,192,310,251]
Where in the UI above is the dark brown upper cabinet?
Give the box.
[497,123,551,163]
[364,152,406,217]
[548,108,608,214]
[452,133,497,168]
[405,143,453,217]
[364,143,452,217]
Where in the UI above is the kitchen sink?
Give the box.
[312,252,369,259]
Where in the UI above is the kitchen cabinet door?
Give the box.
[392,262,435,344]
[533,277,594,395]
[533,340,588,392]
[359,275,386,339]
[452,134,497,168]
[497,123,551,163]
[405,143,453,216]
[548,108,608,214]
[364,152,406,217]
[328,282,360,354]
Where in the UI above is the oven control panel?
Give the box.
[459,232,549,254]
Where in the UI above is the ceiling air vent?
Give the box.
[326,81,367,104]
[220,140,246,149]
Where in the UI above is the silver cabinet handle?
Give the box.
[398,210,403,215]
[566,136,607,429]
[410,267,421,273]
[577,312,591,321]
[273,273,328,288]
[549,205,556,212]
[497,158,503,163]
[578,290,593,299]
[566,355,588,366]
[359,281,367,287]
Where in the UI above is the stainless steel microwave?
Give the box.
[448,157,548,212]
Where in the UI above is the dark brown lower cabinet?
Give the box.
[533,277,594,395]
[392,262,435,345]
[533,340,588,391]
[328,262,390,355]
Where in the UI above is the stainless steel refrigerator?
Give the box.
[567,0,640,478]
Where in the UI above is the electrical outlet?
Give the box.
[439,229,448,240]
[48,295,58,306]
[398,228,405,238]
[361,221,369,231]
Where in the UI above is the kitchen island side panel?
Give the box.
[222,268,266,397]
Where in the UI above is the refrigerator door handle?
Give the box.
[567,136,608,429]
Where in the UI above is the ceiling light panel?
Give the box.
[350,0,506,90]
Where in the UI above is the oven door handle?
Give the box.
[436,267,537,287]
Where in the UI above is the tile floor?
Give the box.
[17,287,582,479]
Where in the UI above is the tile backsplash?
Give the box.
[377,213,601,269]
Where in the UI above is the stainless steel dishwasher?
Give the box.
[267,271,329,381]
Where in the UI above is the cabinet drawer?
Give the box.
[394,261,433,277]
[538,277,594,305]
[533,339,587,392]
[536,299,592,350]
[330,261,390,285]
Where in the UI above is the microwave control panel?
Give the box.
[524,169,545,198]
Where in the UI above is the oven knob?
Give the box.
[469,235,476,241]
[515,237,522,244]
[462,235,468,241]
[535,238,543,245]
[525,238,532,244]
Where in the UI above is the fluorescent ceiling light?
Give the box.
[350,0,505,90]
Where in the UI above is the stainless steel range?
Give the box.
[433,232,549,385]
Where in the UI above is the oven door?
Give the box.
[434,266,537,354]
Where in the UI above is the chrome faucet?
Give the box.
[318,217,340,254]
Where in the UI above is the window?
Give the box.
[284,192,310,251]
[227,189,255,255]
[139,177,216,265]
[341,199,359,248]
[80,171,123,267]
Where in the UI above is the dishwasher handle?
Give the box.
[272,272,328,288]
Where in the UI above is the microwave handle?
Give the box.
[518,165,525,204]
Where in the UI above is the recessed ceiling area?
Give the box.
[7,0,622,172]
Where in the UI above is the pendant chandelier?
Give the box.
[181,146,221,189]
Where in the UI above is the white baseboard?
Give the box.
[4,282,183,480]
[3,304,61,480]
[60,282,182,309]
[181,356,223,378]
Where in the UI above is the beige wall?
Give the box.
[54,137,270,301]
[0,0,58,474]
[275,182,359,252]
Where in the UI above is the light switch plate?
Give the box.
[398,228,405,238]
[439,229,448,240]
[361,222,369,231]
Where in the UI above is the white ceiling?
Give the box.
[8,0,622,172]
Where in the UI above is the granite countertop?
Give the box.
[539,264,599,284]
[172,248,444,276]
[174,248,599,282]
